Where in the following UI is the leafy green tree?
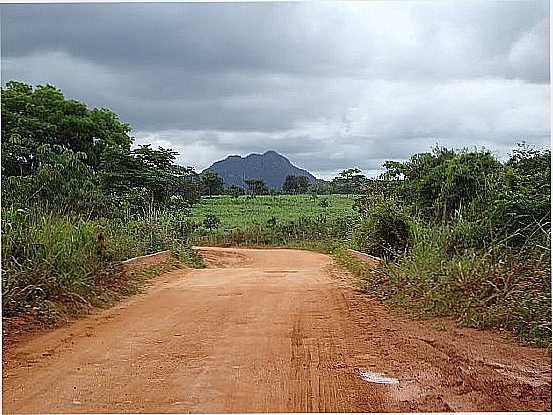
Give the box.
[2,144,107,216]
[356,144,551,250]
[492,143,551,246]
[1,81,132,176]
[226,185,245,198]
[283,175,310,194]
[245,178,269,196]
[1,81,203,215]
[308,180,333,195]
[332,168,368,195]
[100,144,201,209]
[435,151,502,220]
[373,147,501,221]
[201,171,224,197]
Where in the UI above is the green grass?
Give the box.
[189,193,550,346]
[334,236,551,347]
[1,207,204,320]
[190,194,355,234]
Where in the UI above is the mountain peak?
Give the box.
[203,151,316,189]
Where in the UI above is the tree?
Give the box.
[0,82,202,216]
[283,175,310,194]
[332,168,368,195]
[227,185,245,198]
[1,81,132,176]
[308,180,333,195]
[2,144,108,216]
[494,143,551,245]
[371,146,501,221]
[245,178,268,196]
[100,144,201,209]
[201,171,224,197]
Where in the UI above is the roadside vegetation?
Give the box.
[1,81,203,322]
[191,145,551,346]
[346,145,551,346]
[2,81,550,347]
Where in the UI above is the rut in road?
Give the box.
[2,247,551,413]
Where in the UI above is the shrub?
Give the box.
[1,207,202,317]
[194,214,358,247]
[353,198,412,259]
[203,213,221,230]
[319,199,330,209]
[442,214,493,255]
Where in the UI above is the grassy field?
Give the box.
[190,194,355,233]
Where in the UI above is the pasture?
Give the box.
[189,194,355,233]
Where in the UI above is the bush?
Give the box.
[203,213,221,230]
[319,199,330,209]
[442,214,493,255]
[1,207,202,317]
[349,145,551,346]
[353,198,412,259]
[489,145,551,249]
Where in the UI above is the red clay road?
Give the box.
[2,247,551,412]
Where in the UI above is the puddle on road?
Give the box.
[359,370,399,384]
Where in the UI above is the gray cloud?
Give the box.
[1,1,549,178]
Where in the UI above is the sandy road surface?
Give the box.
[2,247,551,413]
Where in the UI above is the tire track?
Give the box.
[2,247,550,413]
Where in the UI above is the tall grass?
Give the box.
[336,219,551,346]
[1,207,202,318]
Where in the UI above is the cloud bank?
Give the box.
[1,1,549,178]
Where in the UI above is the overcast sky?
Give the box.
[1,1,550,178]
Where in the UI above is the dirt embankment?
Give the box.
[2,247,551,413]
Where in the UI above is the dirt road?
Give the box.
[2,247,551,412]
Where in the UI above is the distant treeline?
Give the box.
[201,168,371,197]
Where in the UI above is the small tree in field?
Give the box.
[201,171,224,197]
[245,178,268,196]
[283,175,309,194]
[227,185,244,198]
[332,168,368,196]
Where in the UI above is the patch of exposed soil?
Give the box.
[2,247,551,413]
